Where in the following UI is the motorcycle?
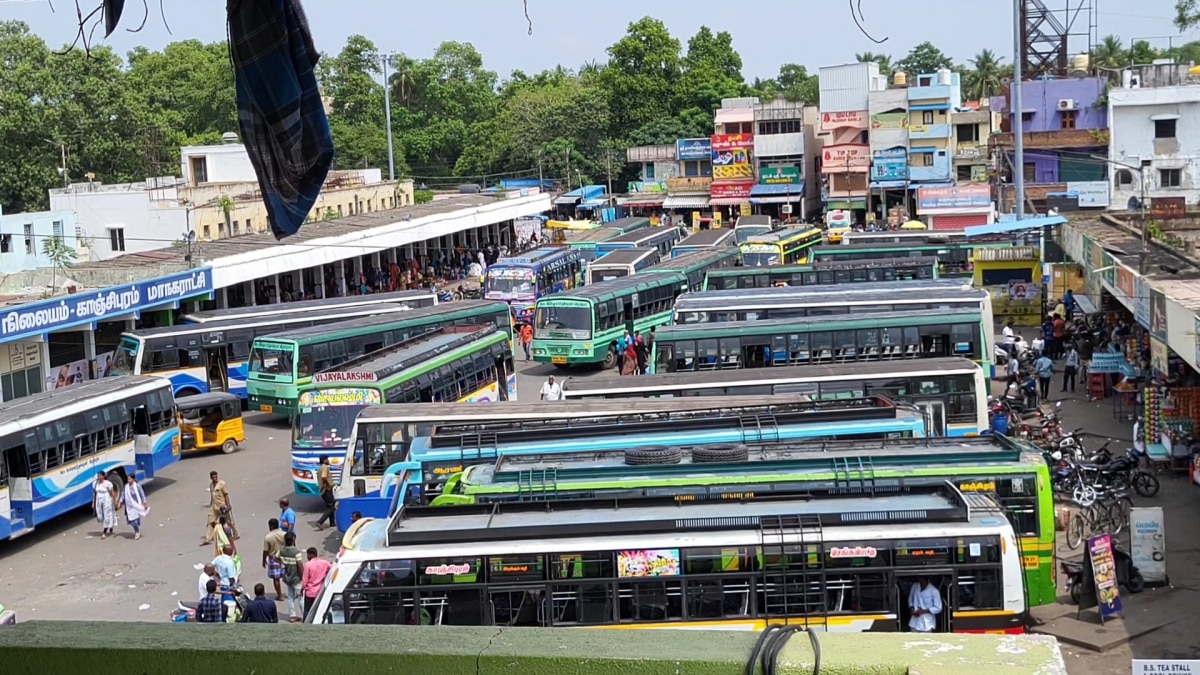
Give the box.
[1061,544,1145,604]
[171,584,249,623]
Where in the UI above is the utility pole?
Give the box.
[605,149,613,198]
[1012,0,1025,220]
[537,151,543,189]
[381,54,396,181]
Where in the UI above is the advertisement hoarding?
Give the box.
[821,144,870,171]
[710,183,754,200]
[916,184,992,212]
[759,167,800,185]
[870,112,908,130]
[676,138,712,161]
[710,134,753,151]
[871,147,907,182]
[821,110,868,131]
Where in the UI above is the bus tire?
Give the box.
[692,444,749,464]
[624,446,682,466]
[602,346,617,370]
[108,469,125,489]
[221,439,238,455]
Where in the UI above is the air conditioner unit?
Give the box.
[781,204,793,214]
[1057,98,1077,110]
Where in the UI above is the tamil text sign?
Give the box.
[821,110,867,131]
[759,167,800,185]
[870,112,908,130]
[676,138,712,161]
[821,144,869,172]
[0,268,214,342]
[710,183,754,200]
[871,147,907,182]
[916,184,992,212]
[710,133,753,151]
[667,176,712,192]
[711,134,753,181]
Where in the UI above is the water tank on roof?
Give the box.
[221,132,239,144]
[936,68,952,86]
[893,71,907,87]
[1071,53,1090,73]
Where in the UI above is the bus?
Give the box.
[483,247,585,327]
[733,215,774,243]
[180,290,438,324]
[0,376,180,540]
[586,248,661,285]
[246,301,513,416]
[739,227,824,267]
[532,272,688,369]
[289,326,515,496]
[594,226,684,260]
[556,217,650,262]
[645,248,741,293]
[821,230,1040,278]
[108,304,418,400]
[703,257,939,291]
[308,484,1030,629]
[671,229,736,257]
[427,437,1053,607]
[650,307,989,375]
[561,358,988,437]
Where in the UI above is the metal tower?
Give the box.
[1019,0,1098,80]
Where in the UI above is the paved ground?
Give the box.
[0,358,1196,674]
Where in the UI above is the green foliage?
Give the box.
[1176,0,1200,30]
[895,41,955,77]
[41,234,76,296]
[413,190,434,204]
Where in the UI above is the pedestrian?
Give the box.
[1062,344,1080,393]
[621,337,639,376]
[315,457,336,531]
[302,547,332,616]
[278,497,297,542]
[634,333,648,374]
[239,583,279,623]
[279,533,306,623]
[262,517,286,601]
[205,470,238,545]
[212,514,237,558]
[616,330,630,372]
[350,511,363,524]
[1063,289,1076,321]
[907,576,942,633]
[196,579,226,623]
[213,544,239,587]
[1006,353,1020,386]
[539,374,563,401]
[647,327,656,364]
[519,323,533,361]
[91,471,118,540]
[1051,313,1066,359]
[1001,321,1015,356]
[1035,353,1054,402]
[121,474,148,540]
[197,563,218,602]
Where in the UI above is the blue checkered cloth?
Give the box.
[228,0,333,240]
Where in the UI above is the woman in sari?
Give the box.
[91,471,118,540]
[123,475,149,541]
[212,514,238,557]
[620,339,639,376]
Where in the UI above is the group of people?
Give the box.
[90,471,150,540]
[617,328,654,376]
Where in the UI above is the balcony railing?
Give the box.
[992,129,1109,149]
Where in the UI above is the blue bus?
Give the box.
[0,376,180,540]
[332,395,924,526]
[483,247,585,326]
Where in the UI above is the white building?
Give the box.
[48,179,189,261]
[1109,63,1200,209]
[0,207,83,274]
[180,133,258,186]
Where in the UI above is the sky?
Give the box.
[2,0,1195,80]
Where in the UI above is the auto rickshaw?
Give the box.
[177,392,245,455]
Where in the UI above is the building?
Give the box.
[750,99,815,219]
[709,98,759,219]
[950,103,1001,186]
[1108,63,1200,213]
[50,140,414,260]
[868,80,911,222]
[819,63,883,223]
[0,208,84,274]
[906,70,962,189]
[993,76,1109,210]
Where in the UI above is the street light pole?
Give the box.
[381,54,396,181]
[1012,0,1025,220]
[1091,154,1149,274]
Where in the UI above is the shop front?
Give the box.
[709,133,755,220]
[619,181,668,217]
[663,176,712,229]
[916,184,994,230]
[870,147,910,221]
[751,167,803,220]
[821,143,869,224]
[973,247,1043,326]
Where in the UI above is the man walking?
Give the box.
[302,547,333,616]
[262,517,286,601]
[1035,352,1054,402]
[539,374,563,401]
[204,470,238,544]
[278,497,297,542]
[315,457,337,531]
[279,533,306,622]
[1062,344,1080,394]
[519,323,533,361]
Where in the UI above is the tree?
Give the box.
[965,49,1005,101]
[42,235,77,297]
[894,41,955,76]
[1176,0,1200,30]
[317,35,408,174]
[775,63,819,105]
[675,26,748,112]
[855,52,893,76]
[1091,35,1127,69]
[601,17,682,137]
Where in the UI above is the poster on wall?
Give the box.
[1150,287,1168,340]
[1129,507,1167,585]
[91,351,114,379]
[1115,266,1134,304]
[46,358,90,390]
[1086,534,1123,622]
[1150,336,1170,375]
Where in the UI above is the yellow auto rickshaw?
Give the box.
[177,391,245,455]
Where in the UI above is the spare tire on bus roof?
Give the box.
[624,446,683,466]
[691,444,749,464]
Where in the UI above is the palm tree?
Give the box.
[1092,35,1127,69]
[967,49,1005,101]
[856,52,893,76]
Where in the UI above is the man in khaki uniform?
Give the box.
[205,470,239,543]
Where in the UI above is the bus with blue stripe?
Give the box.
[484,247,585,327]
[290,325,515,496]
[702,256,940,290]
[0,376,180,540]
[180,289,438,324]
[739,227,824,266]
[332,395,924,526]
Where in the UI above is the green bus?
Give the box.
[432,435,1056,606]
[556,217,650,262]
[739,227,824,267]
[532,272,689,369]
[703,256,939,290]
[290,325,515,496]
[815,230,1039,278]
[247,300,512,416]
[645,247,741,292]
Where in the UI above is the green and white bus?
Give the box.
[247,300,512,416]
[645,248,741,292]
[739,227,824,267]
[585,247,662,285]
[290,325,515,496]
[671,228,736,257]
[703,256,939,290]
[594,225,684,259]
[531,272,689,369]
[816,230,1040,278]
[557,217,650,262]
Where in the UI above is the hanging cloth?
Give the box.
[227,0,334,239]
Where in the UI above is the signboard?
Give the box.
[710,133,753,151]
[820,110,868,130]
[970,165,987,183]
[1134,275,1151,329]
[1150,335,1169,375]
[916,184,992,212]
[1066,180,1110,208]
[1134,661,1200,674]
[739,202,752,217]
[313,371,378,384]
[676,138,713,161]
[710,183,753,200]
[870,112,908,130]
[1087,534,1123,623]
[618,549,680,577]
[1130,506,1167,585]
[653,161,678,181]
[0,268,213,342]
[627,181,666,194]
[1150,287,1168,340]
[667,176,712,192]
[1116,266,1135,302]
[759,167,800,185]
[821,144,870,171]
[298,387,383,407]
[871,147,907,182]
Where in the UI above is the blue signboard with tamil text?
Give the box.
[872,147,908,182]
[676,138,713,161]
[0,268,214,343]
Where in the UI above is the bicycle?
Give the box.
[1065,493,1132,549]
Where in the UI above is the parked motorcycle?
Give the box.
[1061,544,1145,605]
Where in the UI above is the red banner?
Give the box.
[821,110,868,131]
[821,144,870,171]
[710,182,754,200]
[711,133,754,151]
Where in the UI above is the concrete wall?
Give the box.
[180,144,257,185]
[1012,77,1108,131]
[819,62,880,112]
[1110,83,1200,206]
[0,208,81,274]
[48,187,188,261]
[0,621,1068,674]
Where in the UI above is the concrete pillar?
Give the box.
[249,281,258,306]
[298,269,307,299]
[218,287,228,309]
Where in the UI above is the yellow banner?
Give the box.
[713,164,753,180]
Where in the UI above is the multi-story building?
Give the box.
[1108,63,1200,212]
[750,98,813,218]
[906,70,962,188]
[0,208,83,274]
[625,141,713,219]
[819,63,883,223]
[709,98,759,218]
[868,80,911,221]
[993,77,1109,210]
[950,103,1001,186]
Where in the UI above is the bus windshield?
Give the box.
[742,250,780,267]
[534,304,592,338]
[485,269,535,297]
[589,268,627,284]
[294,404,366,448]
[249,345,295,378]
[109,337,140,376]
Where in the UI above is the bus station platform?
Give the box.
[0,192,550,403]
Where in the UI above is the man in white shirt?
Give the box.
[539,375,563,401]
[907,576,942,633]
[1001,321,1015,355]
[198,563,218,602]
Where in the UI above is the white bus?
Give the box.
[586,247,662,285]
[181,290,437,324]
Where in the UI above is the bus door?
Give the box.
[494,353,511,401]
[914,400,947,437]
[740,335,772,369]
[2,443,33,531]
[205,347,229,392]
[895,572,953,634]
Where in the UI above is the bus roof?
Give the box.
[603,227,677,245]
[304,326,501,387]
[657,307,982,336]
[126,304,417,339]
[491,247,580,268]
[734,215,772,227]
[589,247,660,266]
[181,290,436,323]
[603,216,651,232]
[386,484,992,546]
[706,256,940,276]
[744,227,820,244]
[254,300,507,344]
[679,277,973,301]
[676,229,735,247]
[0,375,171,432]
[537,272,684,302]
[674,285,986,310]
[560,357,982,393]
[649,248,739,273]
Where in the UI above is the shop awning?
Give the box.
[662,195,710,209]
[553,195,581,206]
[870,180,908,189]
[749,183,804,204]
[709,197,749,206]
[617,194,667,207]
[554,184,606,206]
[963,215,1066,237]
[910,103,951,111]
[578,199,608,209]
